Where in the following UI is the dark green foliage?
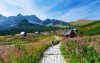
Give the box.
[88,37,92,42]
[0,19,61,36]
[79,25,100,36]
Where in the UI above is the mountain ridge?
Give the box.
[0,19,60,35]
[0,14,98,30]
[43,19,69,28]
[0,14,69,29]
[0,14,42,30]
[69,20,95,26]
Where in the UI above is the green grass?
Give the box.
[61,36,100,63]
[7,43,51,63]
[0,31,62,45]
[0,30,63,63]
[0,39,60,63]
[78,20,100,36]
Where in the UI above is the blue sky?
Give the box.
[0,0,100,22]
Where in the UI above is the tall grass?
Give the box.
[7,43,51,63]
[0,31,62,63]
[0,39,60,63]
[61,36,100,63]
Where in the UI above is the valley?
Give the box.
[0,14,100,63]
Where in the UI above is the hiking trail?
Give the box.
[41,42,66,63]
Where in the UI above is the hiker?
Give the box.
[52,39,54,46]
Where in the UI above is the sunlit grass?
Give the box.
[0,38,60,63]
[61,36,100,63]
[0,31,62,45]
[0,30,62,63]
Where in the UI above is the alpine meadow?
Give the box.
[0,0,100,63]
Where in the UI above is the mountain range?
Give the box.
[0,19,60,35]
[0,14,42,29]
[43,19,69,28]
[0,14,69,30]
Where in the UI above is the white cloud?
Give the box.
[0,0,33,16]
[0,0,56,20]
[58,7,89,22]
[0,0,100,21]
[0,0,63,20]
[58,0,100,22]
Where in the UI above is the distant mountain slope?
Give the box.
[0,14,69,30]
[11,19,39,29]
[0,19,60,35]
[69,20,95,26]
[81,20,100,30]
[42,19,51,25]
[0,14,42,30]
[24,15,42,24]
[78,20,100,36]
[43,19,69,28]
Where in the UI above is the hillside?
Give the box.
[0,14,69,30]
[43,19,69,28]
[78,20,100,36]
[0,19,60,36]
[69,20,94,26]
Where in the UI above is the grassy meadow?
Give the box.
[69,20,94,26]
[0,30,63,45]
[0,20,100,63]
[0,30,62,63]
[61,36,100,63]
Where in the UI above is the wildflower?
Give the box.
[76,48,80,56]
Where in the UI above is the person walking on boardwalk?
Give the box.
[52,39,54,46]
